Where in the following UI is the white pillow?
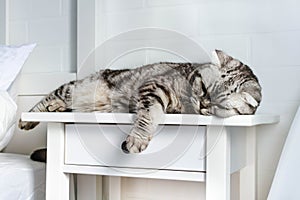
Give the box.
[0,43,36,90]
[0,43,36,151]
[0,91,17,150]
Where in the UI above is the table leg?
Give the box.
[46,123,70,200]
[206,126,231,200]
[239,127,256,200]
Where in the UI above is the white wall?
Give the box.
[5,0,77,154]
[0,0,7,44]
[6,0,300,199]
[8,0,76,73]
[94,0,300,199]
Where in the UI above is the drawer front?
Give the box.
[65,124,206,172]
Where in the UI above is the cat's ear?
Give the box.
[211,49,232,67]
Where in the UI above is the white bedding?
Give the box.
[0,153,45,200]
[0,91,17,150]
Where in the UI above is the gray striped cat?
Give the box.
[19,50,261,153]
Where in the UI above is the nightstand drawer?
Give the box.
[65,124,206,172]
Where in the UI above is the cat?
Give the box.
[19,50,262,154]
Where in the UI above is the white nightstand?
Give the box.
[22,112,279,200]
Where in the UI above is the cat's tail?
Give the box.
[19,82,74,130]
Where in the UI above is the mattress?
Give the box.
[0,153,45,200]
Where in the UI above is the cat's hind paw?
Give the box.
[18,119,40,130]
[121,135,149,154]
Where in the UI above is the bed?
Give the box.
[0,153,45,200]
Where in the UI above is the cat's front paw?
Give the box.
[18,119,40,130]
[200,108,211,115]
[121,135,149,154]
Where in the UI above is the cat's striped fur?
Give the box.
[19,50,261,153]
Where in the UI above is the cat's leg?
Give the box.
[19,83,74,130]
[121,82,169,153]
[121,103,164,153]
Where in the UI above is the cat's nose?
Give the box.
[121,141,130,154]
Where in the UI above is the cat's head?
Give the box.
[205,50,262,117]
